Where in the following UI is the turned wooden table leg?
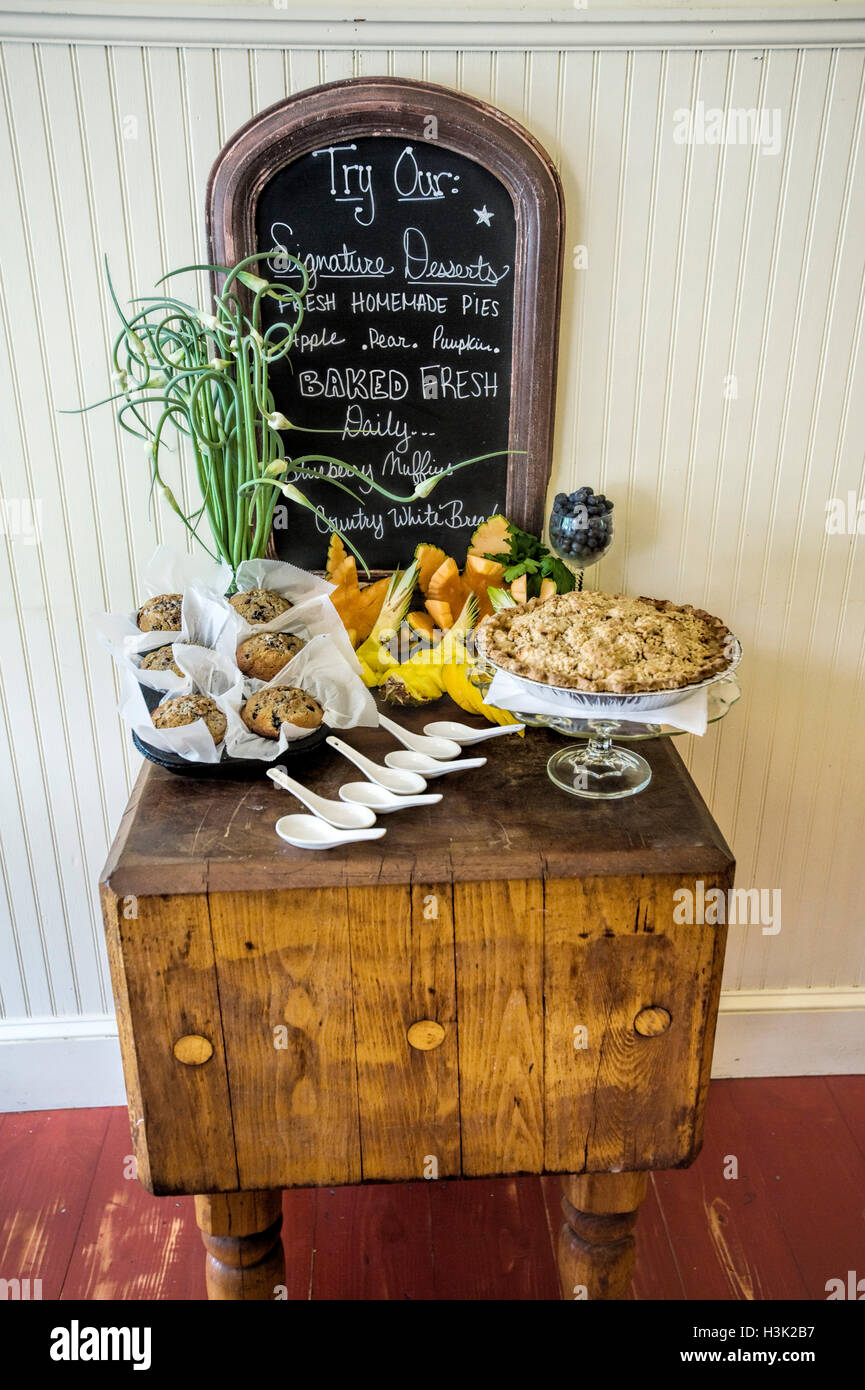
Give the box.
[558,1172,648,1300]
[194,1190,285,1300]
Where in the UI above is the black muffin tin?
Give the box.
[131,685,330,779]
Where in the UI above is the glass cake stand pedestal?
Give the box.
[472,667,741,800]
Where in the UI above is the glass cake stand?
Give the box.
[470,663,741,800]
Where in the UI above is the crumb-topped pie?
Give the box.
[476,590,734,694]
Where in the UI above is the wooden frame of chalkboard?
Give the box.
[206,76,564,571]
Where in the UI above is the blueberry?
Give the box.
[554,493,568,510]
[595,494,606,506]
[574,488,589,503]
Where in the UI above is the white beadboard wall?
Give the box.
[1,10,864,1106]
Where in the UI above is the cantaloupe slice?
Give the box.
[510,573,528,603]
[425,557,469,629]
[462,553,506,619]
[427,555,463,599]
[425,598,455,631]
[415,543,448,594]
[464,553,504,579]
[330,555,357,591]
[426,555,467,613]
[467,514,510,560]
[326,532,396,644]
[407,610,436,636]
[352,576,391,634]
[326,532,348,581]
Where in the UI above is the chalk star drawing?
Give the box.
[473,206,494,226]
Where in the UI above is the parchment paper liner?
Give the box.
[118,634,376,764]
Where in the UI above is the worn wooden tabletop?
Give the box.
[101,699,733,897]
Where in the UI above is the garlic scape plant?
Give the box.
[75,251,502,579]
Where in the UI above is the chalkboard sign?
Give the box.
[255,138,515,570]
[207,78,564,572]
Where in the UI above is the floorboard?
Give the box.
[651,1079,810,1300]
[59,1109,207,1300]
[0,1107,111,1300]
[698,1077,865,1301]
[312,1181,434,1300]
[429,1175,560,1300]
[826,1075,865,1163]
[0,1079,858,1301]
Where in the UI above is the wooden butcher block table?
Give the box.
[99,705,734,1300]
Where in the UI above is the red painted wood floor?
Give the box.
[1,1077,862,1300]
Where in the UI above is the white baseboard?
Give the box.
[711,988,865,1078]
[0,1015,126,1112]
[1,990,862,1111]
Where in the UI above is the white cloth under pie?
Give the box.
[484,670,710,735]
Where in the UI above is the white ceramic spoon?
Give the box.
[377,711,460,760]
[423,718,526,746]
[326,735,428,795]
[384,750,487,779]
[267,766,376,829]
[275,814,386,850]
[338,781,443,814]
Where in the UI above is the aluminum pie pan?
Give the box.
[475,636,743,713]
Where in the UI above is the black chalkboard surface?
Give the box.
[255,136,516,572]
[208,78,565,569]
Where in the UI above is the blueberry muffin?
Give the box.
[151,694,227,744]
[228,588,292,625]
[236,632,306,682]
[240,685,324,739]
[140,643,202,678]
[137,593,183,632]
